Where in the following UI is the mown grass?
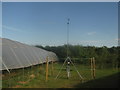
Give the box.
[2,62,120,88]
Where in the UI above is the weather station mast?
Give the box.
[55,18,83,80]
[67,18,70,58]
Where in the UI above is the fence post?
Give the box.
[46,56,49,82]
[90,58,93,79]
[93,57,95,79]
[51,58,54,76]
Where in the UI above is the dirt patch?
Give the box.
[1,74,5,78]
[29,74,35,78]
[0,74,5,78]
[18,81,27,84]
[2,74,5,77]
[12,85,21,88]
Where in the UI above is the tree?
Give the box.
[35,45,119,69]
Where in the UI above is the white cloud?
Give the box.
[114,38,120,41]
[79,40,104,46]
[78,39,118,47]
[2,25,24,32]
[87,31,96,35]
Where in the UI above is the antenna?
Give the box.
[55,18,83,80]
[67,18,70,57]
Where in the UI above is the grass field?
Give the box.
[2,62,120,88]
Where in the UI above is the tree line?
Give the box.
[35,45,120,69]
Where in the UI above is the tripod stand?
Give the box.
[55,57,83,80]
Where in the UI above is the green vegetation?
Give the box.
[36,45,119,69]
[2,62,119,88]
[2,45,119,88]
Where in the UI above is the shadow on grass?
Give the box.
[74,72,120,88]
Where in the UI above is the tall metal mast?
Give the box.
[67,18,70,57]
[55,18,83,80]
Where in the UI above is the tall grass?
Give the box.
[2,62,119,88]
